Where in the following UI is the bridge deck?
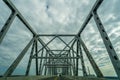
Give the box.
[0,76,107,80]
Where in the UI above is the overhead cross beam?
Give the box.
[32,57,80,59]
[38,34,76,36]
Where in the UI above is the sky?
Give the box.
[0,0,120,77]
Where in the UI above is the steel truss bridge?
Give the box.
[0,0,120,80]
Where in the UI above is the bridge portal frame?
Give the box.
[0,0,120,79]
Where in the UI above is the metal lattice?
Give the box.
[0,0,120,79]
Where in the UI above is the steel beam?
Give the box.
[2,0,56,76]
[38,49,44,75]
[80,38,103,77]
[44,64,71,66]
[58,37,78,56]
[3,0,36,35]
[75,39,79,76]
[2,0,54,54]
[40,49,46,75]
[41,62,44,75]
[38,34,76,36]
[44,66,47,75]
[2,0,62,76]
[68,50,73,76]
[32,57,80,59]
[66,54,69,75]
[37,38,55,56]
[1,0,113,77]
[25,40,35,76]
[44,53,48,75]
[48,50,69,51]
[77,0,103,35]
[79,40,87,76]
[69,52,72,75]
[35,39,39,75]
[36,36,57,54]
[0,12,17,44]
[93,12,120,79]
[4,37,35,77]
[3,0,55,56]
[58,36,72,48]
[72,48,76,76]
[58,38,76,56]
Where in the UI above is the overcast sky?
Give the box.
[0,0,120,76]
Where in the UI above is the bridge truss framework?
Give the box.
[0,0,120,79]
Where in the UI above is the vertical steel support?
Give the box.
[70,39,77,76]
[52,61,54,75]
[39,49,44,75]
[80,38,103,77]
[41,59,44,75]
[0,12,17,44]
[93,12,120,79]
[72,49,76,76]
[48,54,50,75]
[69,50,72,75]
[79,38,87,76]
[44,66,47,75]
[66,54,69,75]
[25,40,35,75]
[4,37,35,77]
[45,50,49,75]
[35,38,39,75]
[44,66,46,75]
[75,39,79,76]
[52,61,55,75]
[44,50,48,75]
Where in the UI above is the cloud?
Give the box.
[0,0,11,30]
[81,0,120,76]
